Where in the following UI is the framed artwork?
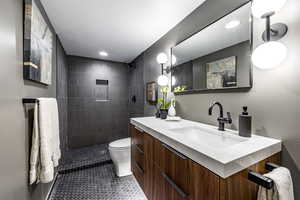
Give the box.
[23,0,53,85]
[206,56,237,89]
[146,82,157,104]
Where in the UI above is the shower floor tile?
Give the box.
[49,163,147,200]
[58,143,111,171]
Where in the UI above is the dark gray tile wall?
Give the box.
[128,57,145,118]
[67,56,129,148]
[56,38,69,155]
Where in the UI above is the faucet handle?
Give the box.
[227,112,232,124]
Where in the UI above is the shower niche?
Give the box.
[95,79,109,102]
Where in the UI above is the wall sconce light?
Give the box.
[156,53,169,86]
[251,0,288,70]
[156,53,177,86]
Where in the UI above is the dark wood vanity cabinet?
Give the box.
[130,124,280,200]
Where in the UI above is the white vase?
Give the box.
[168,103,176,117]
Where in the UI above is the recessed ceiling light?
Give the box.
[99,51,108,57]
[225,20,240,29]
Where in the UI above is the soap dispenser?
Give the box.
[239,106,252,137]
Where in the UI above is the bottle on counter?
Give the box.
[239,106,252,137]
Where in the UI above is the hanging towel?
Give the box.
[257,167,294,200]
[29,98,61,184]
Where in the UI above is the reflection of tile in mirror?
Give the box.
[171,2,252,92]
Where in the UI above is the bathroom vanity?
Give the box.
[130,117,281,200]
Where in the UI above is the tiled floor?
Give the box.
[49,163,146,200]
[49,144,146,200]
[58,143,111,172]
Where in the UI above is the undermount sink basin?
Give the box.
[168,126,248,149]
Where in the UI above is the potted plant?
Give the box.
[157,86,171,119]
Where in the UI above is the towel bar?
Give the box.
[22,98,38,104]
[248,162,280,189]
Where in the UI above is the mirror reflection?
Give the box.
[171,2,252,93]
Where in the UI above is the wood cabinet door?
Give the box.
[153,139,190,200]
[153,164,166,200]
[189,160,220,200]
[153,163,189,200]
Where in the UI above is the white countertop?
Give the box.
[130,117,281,178]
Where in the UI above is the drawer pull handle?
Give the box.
[161,172,188,198]
[162,143,188,160]
[135,126,144,133]
[135,162,144,174]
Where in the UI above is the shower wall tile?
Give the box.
[128,56,145,118]
[57,39,69,154]
[67,56,129,149]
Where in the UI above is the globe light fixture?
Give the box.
[156,53,168,64]
[157,74,169,86]
[252,41,287,70]
[251,0,288,69]
[251,0,287,18]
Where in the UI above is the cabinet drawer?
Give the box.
[131,125,144,151]
[132,160,144,188]
[144,159,155,200]
[153,164,189,200]
[132,144,145,171]
[153,139,190,198]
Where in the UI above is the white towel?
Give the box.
[257,167,294,200]
[29,98,61,184]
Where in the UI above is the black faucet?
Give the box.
[208,102,232,131]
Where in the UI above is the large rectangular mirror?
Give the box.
[171,2,252,94]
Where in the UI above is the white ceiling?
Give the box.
[41,0,206,63]
[173,2,251,66]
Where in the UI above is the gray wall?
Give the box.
[131,0,300,198]
[0,0,60,199]
[68,56,129,148]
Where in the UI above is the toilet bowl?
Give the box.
[108,137,132,177]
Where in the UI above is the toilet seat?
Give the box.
[109,138,131,149]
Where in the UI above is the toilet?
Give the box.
[108,137,132,177]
